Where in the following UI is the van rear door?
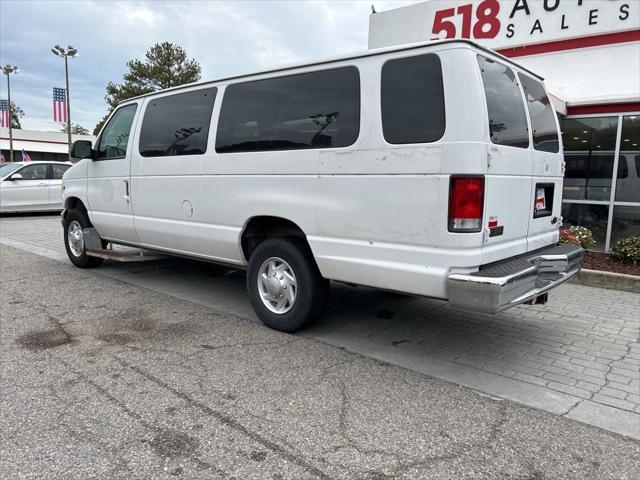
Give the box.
[518,73,563,252]
[476,55,533,264]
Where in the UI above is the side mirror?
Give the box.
[71,140,94,160]
[9,173,23,180]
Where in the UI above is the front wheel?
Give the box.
[247,238,329,332]
[63,209,104,268]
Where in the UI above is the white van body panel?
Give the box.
[62,40,571,305]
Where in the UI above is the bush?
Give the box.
[610,236,640,265]
[559,226,595,249]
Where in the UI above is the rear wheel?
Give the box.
[63,209,104,268]
[247,238,329,332]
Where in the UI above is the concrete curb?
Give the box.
[571,268,640,293]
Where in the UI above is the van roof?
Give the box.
[124,39,544,103]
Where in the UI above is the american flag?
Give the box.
[53,87,68,123]
[22,148,31,162]
[0,99,9,128]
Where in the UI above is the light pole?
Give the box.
[1,65,19,162]
[51,45,78,160]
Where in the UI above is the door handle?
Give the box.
[123,179,130,202]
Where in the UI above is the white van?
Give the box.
[62,40,583,332]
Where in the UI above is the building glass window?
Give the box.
[615,115,640,203]
[562,116,618,201]
[561,113,640,252]
[561,203,609,252]
[610,205,640,248]
[477,55,529,149]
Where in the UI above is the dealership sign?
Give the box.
[369,0,639,50]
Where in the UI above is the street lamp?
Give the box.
[51,45,78,160]
[1,64,19,162]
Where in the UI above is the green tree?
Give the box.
[9,102,24,129]
[93,42,201,135]
[61,122,89,135]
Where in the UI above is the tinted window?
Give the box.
[97,104,137,160]
[216,67,360,153]
[16,164,47,180]
[518,74,559,153]
[139,88,217,157]
[477,56,529,148]
[51,164,70,179]
[381,54,445,144]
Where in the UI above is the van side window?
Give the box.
[381,53,445,144]
[216,67,360,153]
[139,88,217,157]
[477,56,529,149]
[97,104,138,160]
[518,74,560,153]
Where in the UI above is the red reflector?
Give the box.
[448,176,485,232]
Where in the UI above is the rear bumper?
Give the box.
[447,244,584,313]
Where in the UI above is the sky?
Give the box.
[0,0,416,133]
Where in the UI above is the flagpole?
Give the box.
[64,55,71,161]
[51,46,77,162]
[1,65,19,162]
[7,71,13,162]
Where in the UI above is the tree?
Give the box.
[61,123,89,135]
[93,42,201,135]
[9,102,24,129]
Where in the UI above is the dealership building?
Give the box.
[0,127,96,163]
[370,0,639,251]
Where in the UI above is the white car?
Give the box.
[62,39,583,332]
[0,161,72,213]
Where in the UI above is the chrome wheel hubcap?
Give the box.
[257,257,297,314]
[68,220,84,257]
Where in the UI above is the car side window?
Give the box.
[97,104,138,160]
[51,164,70,179]
[16,164,48,180]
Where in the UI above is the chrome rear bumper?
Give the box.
[447,244,584,313]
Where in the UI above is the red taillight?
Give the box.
[448,176,485,232]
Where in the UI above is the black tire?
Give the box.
[63,209,104,268]
[247,237,329,332]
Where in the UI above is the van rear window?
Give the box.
[477,56,529,149]
[381,53,445,144]
[518,74,560,153]
[139,88,217,157]
[216,67,360,153]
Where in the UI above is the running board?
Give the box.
[83,227,165,262]
[85,247,165,262]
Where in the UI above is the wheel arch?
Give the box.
[240,216,310,262]
[62,196,88,220]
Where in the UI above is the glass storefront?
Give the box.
[561,113,640,251]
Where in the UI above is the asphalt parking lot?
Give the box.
[1,214,639,479]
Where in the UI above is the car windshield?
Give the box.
[0,163,23,177]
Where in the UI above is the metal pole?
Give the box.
[64,55,72,161]
[6,72,14,162]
